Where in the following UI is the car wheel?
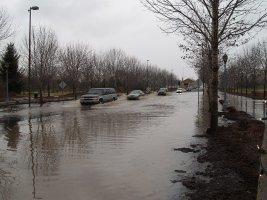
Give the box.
[99,98,104,104]
[113,97,116,101]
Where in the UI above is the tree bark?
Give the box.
[210,0,219,133]
[39,87,43,106]
[72,83,77,100]
[47,82,50,97]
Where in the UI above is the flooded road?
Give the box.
[0,92,204,200]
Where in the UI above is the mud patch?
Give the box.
[174,170,187,173]
[182,109,264,200]
[174,147,201,153]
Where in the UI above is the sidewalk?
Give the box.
[257,122,267,200]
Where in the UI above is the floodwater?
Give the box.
[225,93,267,119]
[0,92,205,200]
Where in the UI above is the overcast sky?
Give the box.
[1,0,267,80]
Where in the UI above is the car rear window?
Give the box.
[88,89,104,95]
[109,88,116,94]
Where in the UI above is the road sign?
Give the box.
[59,81,67,90]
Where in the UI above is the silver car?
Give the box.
[127,90,145,100]
[80,88,118,105]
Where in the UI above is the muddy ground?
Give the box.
[175,109,265,200]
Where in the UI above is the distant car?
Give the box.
[176,88,183,93]
[127,90,145,100]
[80,88,118,105]
[158,88,168,96]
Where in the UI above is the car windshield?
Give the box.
[88,89,104,95]
[159,88,166,91]
[130,90,141,94]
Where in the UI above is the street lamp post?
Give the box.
[146,60,149,91]
[263,42,267,100]
[28,6,39,107]
[223,53,228,111]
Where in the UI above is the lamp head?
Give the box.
[31,6,39,10]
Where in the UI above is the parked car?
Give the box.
[80,88,118,105]
[176,88,183,93]
[158,88,168,96]
[127,90,145,100]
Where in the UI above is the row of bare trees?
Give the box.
[220,42,267,99]
[22,27,178,104]
[143,0,267,133]
[0,8,13,99]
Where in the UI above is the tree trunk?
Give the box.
[72,83,77,100]
[210,60,219,133]
[47,82,51,97]
[209,0,219,133]
[39,87,43,106]
[246,75,248,96]
[264,64,266,100]
[240,75,243,96]
[253,67,256,99]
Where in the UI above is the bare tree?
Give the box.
[0,8,12,45]
[143,0,267,132]
[59,44,88,99]
[31,27,59,105]
[80,50,95,90]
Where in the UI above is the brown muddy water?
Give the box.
[0,92,206,200]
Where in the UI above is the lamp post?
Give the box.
[28,6,39,107]
[223,53,228,111]
[146,60,149,91]
[263,42,267,100]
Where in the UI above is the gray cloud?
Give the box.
[2,0,266,79]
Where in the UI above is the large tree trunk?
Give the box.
[210,0,219,133]
[210,55,219,133]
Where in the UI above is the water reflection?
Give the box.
[263,104,266,118]
[2,117,21,150]
[252,101,256,118]
[226,93,266,119]
[28,116,37,199]
[0,117,20,199]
